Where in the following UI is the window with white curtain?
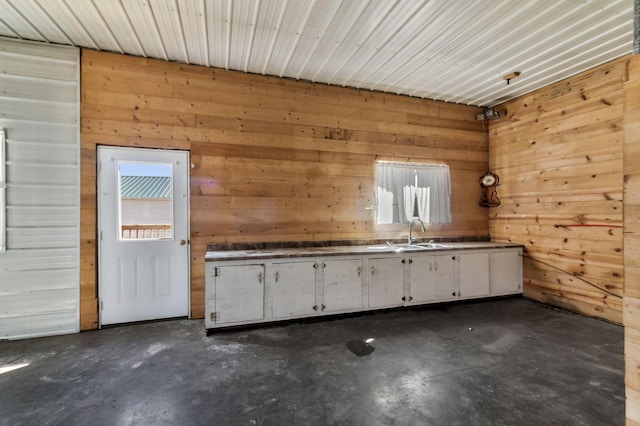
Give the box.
[375,161,451,225]
[0,127,5,252]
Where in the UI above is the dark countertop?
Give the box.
[205,241,523,262]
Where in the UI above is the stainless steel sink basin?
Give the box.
[366,242,453,251]
[416,243,453,249]
[393,243,429,251]
[367,243,427,251]
[366,245,396,251]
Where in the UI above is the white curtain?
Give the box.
[376,187,394,224]
[376,164,413,224]
[417,165,451,224]
[415,186,430,222]
[402,185,429,222]
[376,162,450,224]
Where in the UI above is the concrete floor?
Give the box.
[0,298,624,426]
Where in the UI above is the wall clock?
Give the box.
[479,171,501,208]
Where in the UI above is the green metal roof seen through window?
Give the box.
[120,176,171,199]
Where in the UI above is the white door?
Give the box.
[98,146,190,325]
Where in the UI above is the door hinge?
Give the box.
[210,312,219,322]
[100,299,103,311]
[214,267,221,277]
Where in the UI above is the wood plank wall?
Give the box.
[80,49,489,329]
[624,54,640,425]
[489,59,627,324]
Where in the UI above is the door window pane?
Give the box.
[118,162,173,240]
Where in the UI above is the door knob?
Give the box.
[180,240,187,245]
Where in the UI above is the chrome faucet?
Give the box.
[408,218,426,245]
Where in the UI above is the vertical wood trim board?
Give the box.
[624,54,640,424]
[489,57,628,324]
[80,49,489,329]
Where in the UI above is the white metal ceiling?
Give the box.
[0,0,634,106]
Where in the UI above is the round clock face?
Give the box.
[482,174,496,186]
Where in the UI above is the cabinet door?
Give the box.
[322,259,363,312]
[369,257,405,308]
[213,264,264,325]
[272,261,317,319]
[490,250,522,295]
[458,252,490,298]
[410,254,456,303]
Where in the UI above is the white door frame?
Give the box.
[97,145,191,327]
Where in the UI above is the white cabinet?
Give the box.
[321,258,363,313]
[369,257,405,308]
[410,252,497,302]
[409,254,456,303]
[207,263,265,327]
[490,249,523,295]
[271,260,317,319]
[267,258,365,320]
[204,244,523,330]
[457,252,490,298]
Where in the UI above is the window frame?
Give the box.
[375,161,451,225]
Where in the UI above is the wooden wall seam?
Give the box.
[624,54,640,425]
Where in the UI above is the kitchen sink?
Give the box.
[416,242,453,249]
[367,242,453,251]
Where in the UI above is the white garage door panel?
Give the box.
[0,76,78,102]
[0,289,77,316]
[0,98,78,123]
[0,312,78,340]
[0,38,80,340]
[7,163,77,186]
[7,140,78,164]
[1,269,78,292]
[0,248,78,271]
[0,121,78,143]
[7,186,77,206]
[7,206,78,227]
[7,227,77,249]
[0,52,79,81]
